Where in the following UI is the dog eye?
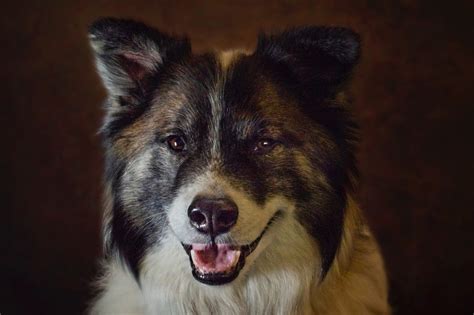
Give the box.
[253,138,277,154]
[166,135,186,152]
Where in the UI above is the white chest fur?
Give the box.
[90,220,319,315]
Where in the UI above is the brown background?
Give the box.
[1,1,473,314]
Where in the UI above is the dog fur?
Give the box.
[87,17,390,314]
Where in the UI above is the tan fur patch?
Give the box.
[111,89,189,158]
[312,195,391,314]
[294,152,330,189]
[217,49,249,70]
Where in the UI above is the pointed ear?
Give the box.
[88,18,191,106]
[255,26,360,97]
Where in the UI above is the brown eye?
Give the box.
[167,135,186,152]
[253,138,277,154]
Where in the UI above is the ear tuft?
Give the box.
[88,17,191,102]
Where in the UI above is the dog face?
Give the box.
[89,18,360,286]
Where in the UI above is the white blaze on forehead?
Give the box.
[208,78,224,159]
[207,49,251,162]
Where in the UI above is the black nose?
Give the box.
[188,198,238,236]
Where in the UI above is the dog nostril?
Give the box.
[189,210,207,228]
[217,211,238,228]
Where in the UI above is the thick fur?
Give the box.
[87,18,390,314]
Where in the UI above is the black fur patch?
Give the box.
[255,26,360,100]
[246,27,360,276]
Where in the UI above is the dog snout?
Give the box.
[188,198,238,236]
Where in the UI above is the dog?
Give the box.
[87,17,390,314]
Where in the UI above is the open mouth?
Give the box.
[181,210,282,285]
[181,236,260,285]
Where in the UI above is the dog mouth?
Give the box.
[181,211,282,285]
[181,237,260,285]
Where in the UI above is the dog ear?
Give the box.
[255,26,360,98]
[88,18,191,108]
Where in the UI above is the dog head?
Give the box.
[89,18,360,285]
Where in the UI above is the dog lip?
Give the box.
[181,210,283,285]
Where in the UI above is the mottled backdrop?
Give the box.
[1,1,473,314]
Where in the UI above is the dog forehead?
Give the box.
[111,51,311,159]
[147,51,303,133]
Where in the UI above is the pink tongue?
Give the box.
[192,244,239,273]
